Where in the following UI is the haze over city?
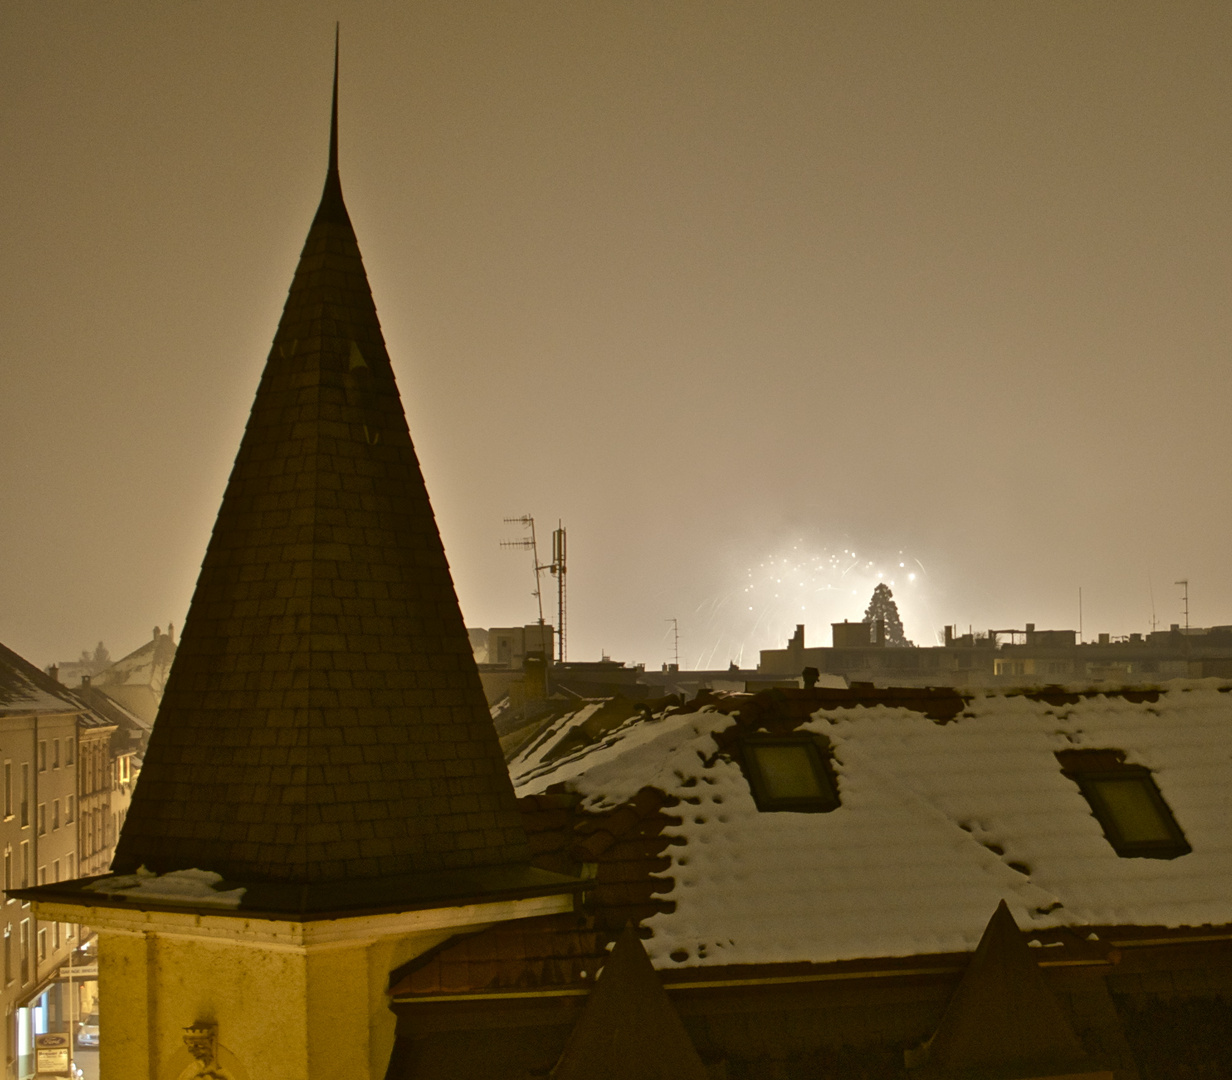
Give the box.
[3,2,1231,670]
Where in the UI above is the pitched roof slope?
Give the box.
[514,684,1232,967]
[113,54,530,885]
[551,925,709,1080]
[0,642,82,716]
[914,900,1090,1075]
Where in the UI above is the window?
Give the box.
[52,922,59,951]
[118,756,131,784]
[37,927,46,962]
[66,855,74,880]
[52,740,59,769]
[52,801,59,831]
[37,867,45,887]
[65,738,74,766]
[37,743,46,773]
[20,765,28,828]
[3,926,9,985]
[2,762,9,819]
[36,804,45,837]
[52,860,59,884]
[19,920,29,984]
[740,735,841,813]
[20,843,28,890]
[65,795,74,824]
[3,849,9,900]
[1057,749,1191,859]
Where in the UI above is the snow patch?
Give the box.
[85,867,246,908]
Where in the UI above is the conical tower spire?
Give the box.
[329,24,339,173]
[113,48,532,892]
[316,24,347,227]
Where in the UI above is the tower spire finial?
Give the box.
[329,23,339,174]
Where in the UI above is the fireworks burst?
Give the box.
[683,539,940,670]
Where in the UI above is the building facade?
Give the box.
[0,645,91,1079]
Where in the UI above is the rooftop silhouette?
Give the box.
[112,37,532,890]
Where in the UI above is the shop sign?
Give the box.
[35,1032,71,1075]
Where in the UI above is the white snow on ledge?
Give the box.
[85,867,246,908]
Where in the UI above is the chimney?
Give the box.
[81,674,91,687]
[875,618,886,646]
[944,625,954,647]
[47,665,60,684]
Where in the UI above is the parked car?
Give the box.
[76,1013,99,1049]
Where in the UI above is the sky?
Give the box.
[2,2,1231,672]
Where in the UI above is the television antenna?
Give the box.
[1175,579,1190,632]
[548,523,567,662]
[500,516,545,626]
[667,617,680,669]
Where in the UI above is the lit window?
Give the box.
[1057,750,1190,859]
[741,735,841,812]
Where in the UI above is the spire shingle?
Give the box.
[112,54,531,888]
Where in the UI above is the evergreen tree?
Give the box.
[863,583,913,647]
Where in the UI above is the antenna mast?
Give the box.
[667,618,680,669]
[1175,579,1190,632]
[501,516,545,626]
[549,522,567,663]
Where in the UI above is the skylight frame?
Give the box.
[739,734,841,814]
[1058,753,1191,860]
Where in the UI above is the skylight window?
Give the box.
[741,736,840,813]
[1056,749,1190,859]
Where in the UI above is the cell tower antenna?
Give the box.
[500,516,545,626]
[1175,579,1189,632]
[667,618,680,669]
[549,522,567,663]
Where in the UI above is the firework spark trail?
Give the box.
[678,537,939,668]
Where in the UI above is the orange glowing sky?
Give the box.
[2,2,1231,668]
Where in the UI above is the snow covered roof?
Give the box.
[0,641,83,716]
[512,681,1232,969]
[92,628,176,695]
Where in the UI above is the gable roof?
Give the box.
[514,682,1232,969]
[551,925,709,1080]
[91,628,176,694]
[111,47,531,890]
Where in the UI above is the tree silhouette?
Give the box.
[864,584,913,647]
